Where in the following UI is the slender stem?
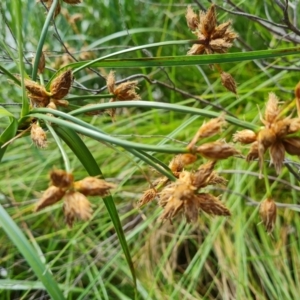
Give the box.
[32,0,59,81]
[30,112,190,154]
[46,123,71,172]
[66,94,114,101]
[263,164,271,197]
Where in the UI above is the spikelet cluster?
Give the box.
[259,198,277,234]
[34,169,115,227]
[185,5,238,94]
[106,71,141,120]
[139,155,230,223]
[24,69,73,109]
[233,92,300,175]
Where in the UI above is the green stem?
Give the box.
[66,94,114,101]
[46,123,71,172]
[32,0,59,81]
[30,112,189,154]
[263,164,271,198]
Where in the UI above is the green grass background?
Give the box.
[1,0,300,299]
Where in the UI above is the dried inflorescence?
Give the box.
[186,4,237,55]
[138,157,230,223]
[31,122,48,148]
[234,92,300,175]
[34,169,115,227]
[259,198,277,234]
[24,69,72,109]
[106,71,141,120]
[185,5,238,94]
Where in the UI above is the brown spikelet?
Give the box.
[269,142,285,174]
[220,72,237,94]
[50,70,73,100]
[186,5,199,31]
[32,51,46,74]
[257,128,276,171]
[283,137,300,155]
[259,198,276,234]
[211,21,232,39]
[197,141,240,160]
[34,186,65,211]
[73,177,115,196]
[196,193,231,216]
[52,99,69,107]
[107,71,116,94]
[138,188,157,207]
[159,196,184,222]
[246,141,259,161]
[63,191,92,227]
[24,79,49,98]
[50,169,74,189]
[265,93,280,123]
[47,101,57,110]
[187,44,206,55]
[44,0,61,18]
[188,114,226,149]
[233,129,257,144]
[31,123,47,148]
[191,160,216,188]
[201,4,217,37]
[169,154,198,172]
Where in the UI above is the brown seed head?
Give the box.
[259,198,276,234]
[138,188,157,207]
[34,185,65,211]
[187,44,206,55]
[200,4,217,37]
[283,137,300,155]
[191,160,216,189]
[246,141,259,161]
[195,193,231,216]
[31,123,47,148]
[63,191,93,227]
[211,21,232,39]
[107,71,116,94]
[168,154,197,173]
[220,72,237,94]
[269,142,285,174]
[197,141,240,160]
[52,99,69,107]
[50,70,73,100]
[233,129,257,144]
[113,81,141,101]
[186,5,199,31]
[210,39,232,53]
[50,169,74,189]
[188,114,226,149]
[73,177,115,196]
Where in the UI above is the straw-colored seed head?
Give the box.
[63,191,92,227]
[50,70,73,100]
[295,81,300,117]
[138,188,157,207]
[73,177,115,196]
[113,81,141,101]
[47,102,57,110]
[283,137,300,155]
[210,39,232,53]
[50,169,74,189]
[265,93,280,124]
[187,44,206,55]
[169,154,197,172]
[287,118,300,134]
[197,141,240,160]
[53,99,69,107]
[186,5,199,31]
[107,71,116,94]
[233,129,257,144]
[31,123,47,148]
[34,185,65,211]
[220,72,237,94]
[259,198,276,234]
